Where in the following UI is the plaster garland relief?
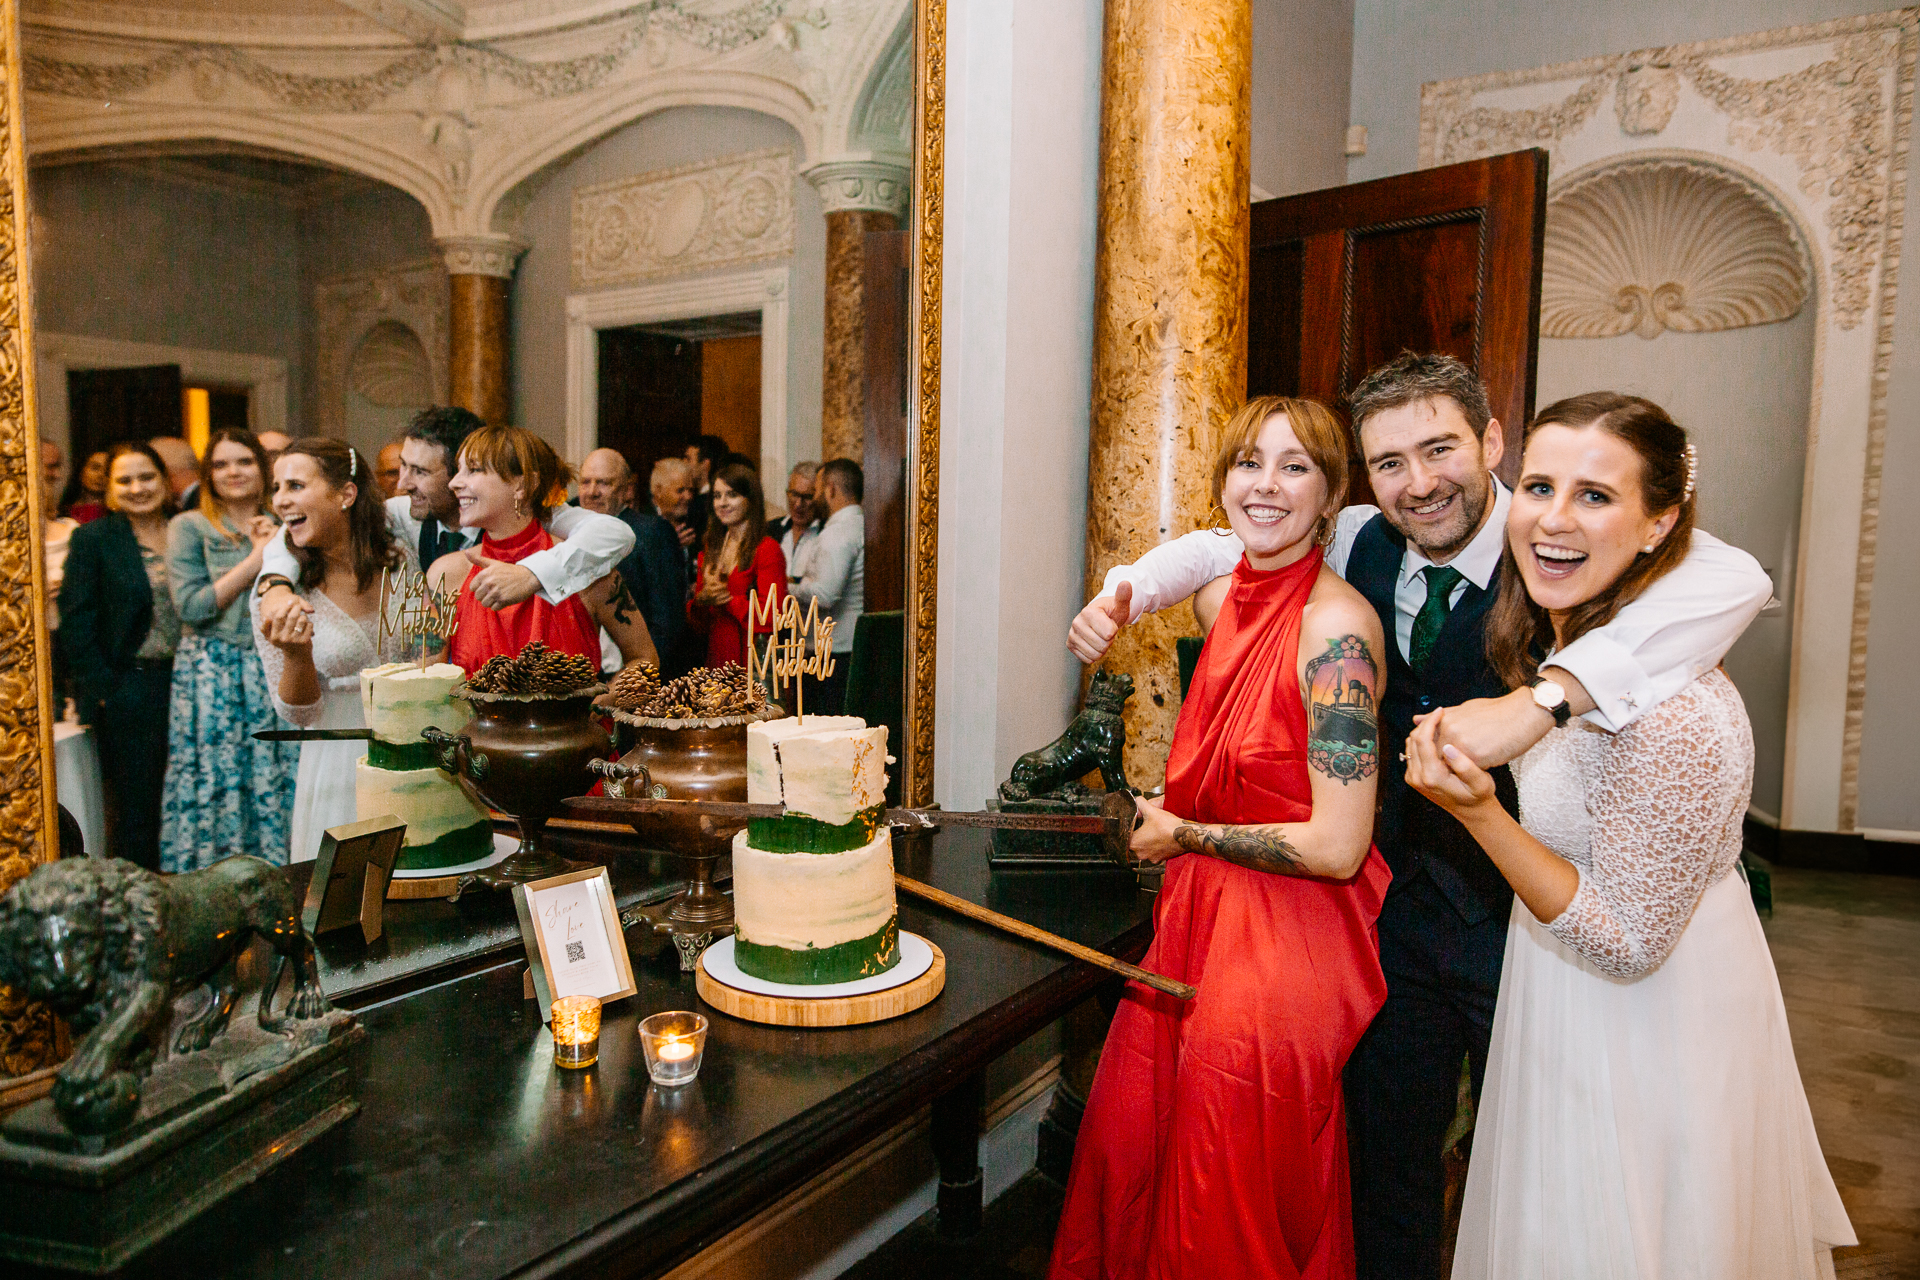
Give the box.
[1421,9,1916,834]
[1542,159,1811,339]
[571,148,795,288]
[314,257,450,442]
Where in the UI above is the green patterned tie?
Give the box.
[1409,565,1464,673]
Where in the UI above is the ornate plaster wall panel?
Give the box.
[1420,11,1917,833]
[18,0,913,241]
[1542,159,1810,340]
[315,257,449,440]
[570,148,794,287]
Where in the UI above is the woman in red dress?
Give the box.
[1050,397,1391,1280]
[688,462,786,666]
[425,425,657,676]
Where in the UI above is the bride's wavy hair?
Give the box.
[276,437,401,592]
[1486,393,1697,690]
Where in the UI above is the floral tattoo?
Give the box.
[1174,823,1308,876]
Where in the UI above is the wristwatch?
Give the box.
[1528,675,1572,726]
[255,574,294,599]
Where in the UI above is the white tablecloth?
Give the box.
[54,721,107,858]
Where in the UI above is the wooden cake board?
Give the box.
[696,941,946,1028]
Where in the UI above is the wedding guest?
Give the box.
[427,428,656,677]
[769,461,818,551]
[374,440,404,499]
[1051,398,1390,1278]
[1076,352,1772,1279]
[40,442,78,713]
[59,449,109,523]
[160,428,298,872]
[651,456,700,581]
[58,442,179,869]
[256,431,291,461]
[253,438,410,862]
[149,435,200,505]
[684,433,728,535]
[790,458,864,714]
[256,406,632,640]
[577,447,692,677]
[1405,392,1853,1278]
[688,463,785,668]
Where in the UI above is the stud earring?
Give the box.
[1641,544,1654,554]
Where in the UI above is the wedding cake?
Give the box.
[732,716,898,984]
[356,662,493,870]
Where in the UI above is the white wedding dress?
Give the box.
[1453,670,1855,1280]
[252,578,413,864]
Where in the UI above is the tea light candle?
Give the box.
[639,1011,709,1086]
[551,995,603,1069]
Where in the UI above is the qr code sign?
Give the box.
[565,941,586,963]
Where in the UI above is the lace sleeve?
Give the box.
[1544,678,1752,978]
[250,592,323,727]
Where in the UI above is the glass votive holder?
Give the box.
[639,1011,708,1086]
[551,995,602,1069]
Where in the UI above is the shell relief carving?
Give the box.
[1541,161,1811,340]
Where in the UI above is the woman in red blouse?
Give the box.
[689,462,785,666]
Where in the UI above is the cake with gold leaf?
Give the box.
[732,716,897,984]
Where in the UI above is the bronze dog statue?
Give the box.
[1000,670,1135,801]
[0,856,331,1135]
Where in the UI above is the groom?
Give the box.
[1070,352,1770,1278]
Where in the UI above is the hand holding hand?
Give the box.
[464,549,541,610]
[1128,792,1183,864]
[257,585,312,632]
[1403,709,1499,817]
[675,522,697,548]
[261,603,314,654]
[1412,685,1553,769]
[1067,581,1133,664]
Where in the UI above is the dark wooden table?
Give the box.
[49,827,1153,1280]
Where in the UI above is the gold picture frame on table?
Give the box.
[512,866,638,1025]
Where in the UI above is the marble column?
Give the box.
[436,235,527,428]
[1085,0,1251,786]
[805,160,910,464]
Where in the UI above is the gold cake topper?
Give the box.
[378,565,461,663]
[745,590,836,720]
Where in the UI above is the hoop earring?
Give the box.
[1317,517,1336,548]
[1207,503,1232,534]
[514,491,526,519]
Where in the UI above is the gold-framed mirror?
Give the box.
[0,0,950,1072]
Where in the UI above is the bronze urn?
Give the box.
[426,685,610,889]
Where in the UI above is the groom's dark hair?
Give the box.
[1347,351,1494,446]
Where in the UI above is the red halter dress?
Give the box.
[448,520,601,675]
[1049,547,1391,1280]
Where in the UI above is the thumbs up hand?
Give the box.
[1068,580,1134,664]
[464,548,541,610]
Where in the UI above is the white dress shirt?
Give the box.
[791,503,864,654]
[782,519,821,582]
[1099,474,1772,732]
[260,495,634,605]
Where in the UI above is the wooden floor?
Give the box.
[842,862,1920,1279]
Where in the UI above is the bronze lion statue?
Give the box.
[1000,669,1135,802]
[0,856,331,1135]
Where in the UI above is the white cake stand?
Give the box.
[695,931,946,1027]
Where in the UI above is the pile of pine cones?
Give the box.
[608,661,767,719]
[464,642,601,696]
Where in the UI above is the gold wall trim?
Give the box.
[0,0,59,1077]
[903,0,943,808]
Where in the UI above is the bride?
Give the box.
[1404,392,1853,1279]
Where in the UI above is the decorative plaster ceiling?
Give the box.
[22,0,721,45]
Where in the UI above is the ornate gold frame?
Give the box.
[903,0,943,808]
[0,0,60,1076]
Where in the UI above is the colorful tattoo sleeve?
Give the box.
[1303,633,1380,785]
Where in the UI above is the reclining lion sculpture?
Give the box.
[0,856,331,1136]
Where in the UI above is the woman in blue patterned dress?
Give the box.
[159,429,299,871]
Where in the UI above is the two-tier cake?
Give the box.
[732,716,898,984]
[356,662,493,870]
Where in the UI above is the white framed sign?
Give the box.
[511,866,638,1022]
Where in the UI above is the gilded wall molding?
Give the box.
[1542,159,1811,339]
[571,149,796,289]
[903,0,942,808]
[0,0,59,1078]
[1421,9,1918,833]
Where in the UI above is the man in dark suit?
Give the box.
[1070,353,1771,1278]
[578,447,695,677]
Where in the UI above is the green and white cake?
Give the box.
[355,662,493,871]
[732,716,898,985]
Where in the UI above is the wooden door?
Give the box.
[66,364,183,460]
[1247,149,1548,492]
[862,228,910,613]
[597,327,702,482]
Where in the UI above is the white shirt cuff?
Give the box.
[1543,634,1649,733]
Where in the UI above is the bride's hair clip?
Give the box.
[1682,442,1697,502]
[348,446,359,481]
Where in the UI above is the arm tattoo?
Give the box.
[1174,823,1308,876]
[1303,634,1380,785]
[607,571,638,626]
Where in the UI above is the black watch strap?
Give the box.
[1529,675,1573,726]
[255,574,295,598]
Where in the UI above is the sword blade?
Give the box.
[252,729,377,742]
[565,794,1126,837]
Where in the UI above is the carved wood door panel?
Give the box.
[862,227,910,615]
[1247,149,1549,495]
